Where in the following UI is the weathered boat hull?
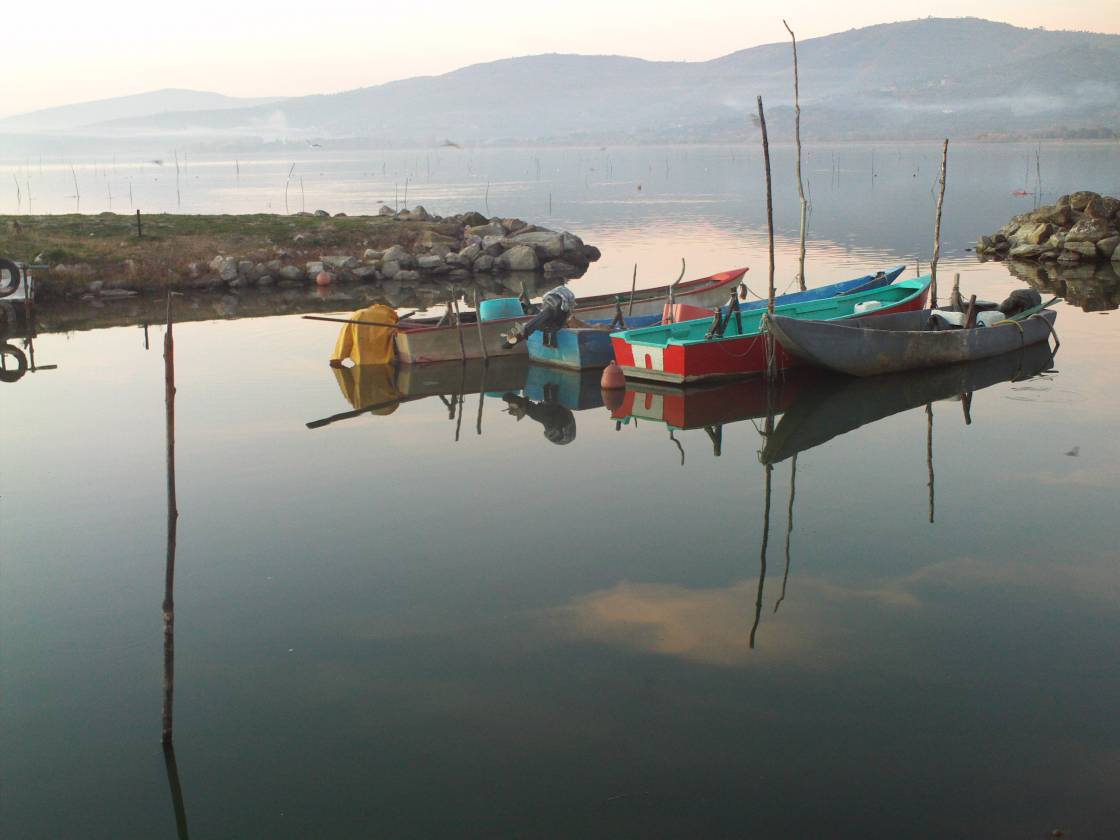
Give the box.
[395,267,748,364]
[527,327,615,369]
[765,307,1058,377]
[612,277,932,385]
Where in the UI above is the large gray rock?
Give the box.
[496,244,539,272]
[396,270,420,282]
[1066,217,1116,244]
[481,235,506,256]
[459,243,482,263]
[1011,222,1051,246]
[378,205,395,216]
[353,265,380,281]
[382,245,411,264]
[1009,243,1043,259]
[417,255,443,270]
[381,260,401,279]
[323,255,358,270]
[362,249,383,261]
[410,205,432,221]
[460,211,488,227]
[1068,191,1100,211]
[473,254,495,272]
[469,223,505,239]
[306,261,325,278]
[506,231,565,259]
[1064,241,1098,258]
[218,258,239,282]
[265,259,283,273]
[278,265,305,282]
[1097,235,1120,258]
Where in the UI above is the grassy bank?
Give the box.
[0,212,471,297]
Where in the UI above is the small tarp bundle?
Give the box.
[330,305,399,365]
[332,364,400,415]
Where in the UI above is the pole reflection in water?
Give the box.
[926,402,935,524]
[775,454,797,614]
[160,293,190,837]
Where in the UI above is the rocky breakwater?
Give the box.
[977,191,1120,266]
[204,208,601,293]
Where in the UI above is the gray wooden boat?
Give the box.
[763,307,1058,377]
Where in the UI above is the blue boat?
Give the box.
[527,327,616,370]
[539,266,907,369]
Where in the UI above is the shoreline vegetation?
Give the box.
[0,208,601,300]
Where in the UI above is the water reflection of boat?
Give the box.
[761,342,1056,465]
[609,376,800,430]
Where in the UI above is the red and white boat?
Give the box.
[610,276,932,385]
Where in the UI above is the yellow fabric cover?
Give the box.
[333,364,400,415]
[330,305,399,365]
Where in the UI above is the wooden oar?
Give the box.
[1007,296,1061,322]
[301,312,415,329]
[306,395,421,428]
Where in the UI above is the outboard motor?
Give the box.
[503,285,577,348]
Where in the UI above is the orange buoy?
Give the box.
[316,271,332,286]
[600,361,625,390]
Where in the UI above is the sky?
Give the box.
[3,1,1119,118]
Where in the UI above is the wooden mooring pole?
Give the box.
[783,20,808,291]
[161,292,179,746]
[931,139,949,307]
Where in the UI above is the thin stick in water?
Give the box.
[930,139,949,307]
[783,20,808,291]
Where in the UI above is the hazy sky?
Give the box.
[3,1,1118,118]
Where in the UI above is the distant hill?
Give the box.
[0,89,284,133]
[8,19,1119,143]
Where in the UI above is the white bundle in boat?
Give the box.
[853,301,881,314]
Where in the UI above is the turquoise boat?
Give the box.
[610,276,932,384]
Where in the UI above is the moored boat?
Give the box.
[394,267,748,363]
[611,276,932,385]
[764,305,1057,377]
[525,265,906,371]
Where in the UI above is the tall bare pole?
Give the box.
[930,139,949,307]
[925,402,935,524]
[161,293,179,746]
[783,20,808,291]
[757,96,777,378]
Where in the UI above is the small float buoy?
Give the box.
[316,271,332,286]
[600,361,625,390]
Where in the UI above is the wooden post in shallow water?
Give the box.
[161,292,179,746]
[931,139,949,308]
[136,209,143,238]
[783,20,808,291]
[756,96,777,378]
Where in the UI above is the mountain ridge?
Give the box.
[4,18,1117,143]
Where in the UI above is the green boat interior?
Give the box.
[616,277,930,348]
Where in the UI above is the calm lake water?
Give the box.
[3,143,1120,838]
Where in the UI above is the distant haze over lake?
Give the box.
[1,18,1117,147]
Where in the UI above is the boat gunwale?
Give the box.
[616,275,932,350]
[396,267,748,335]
